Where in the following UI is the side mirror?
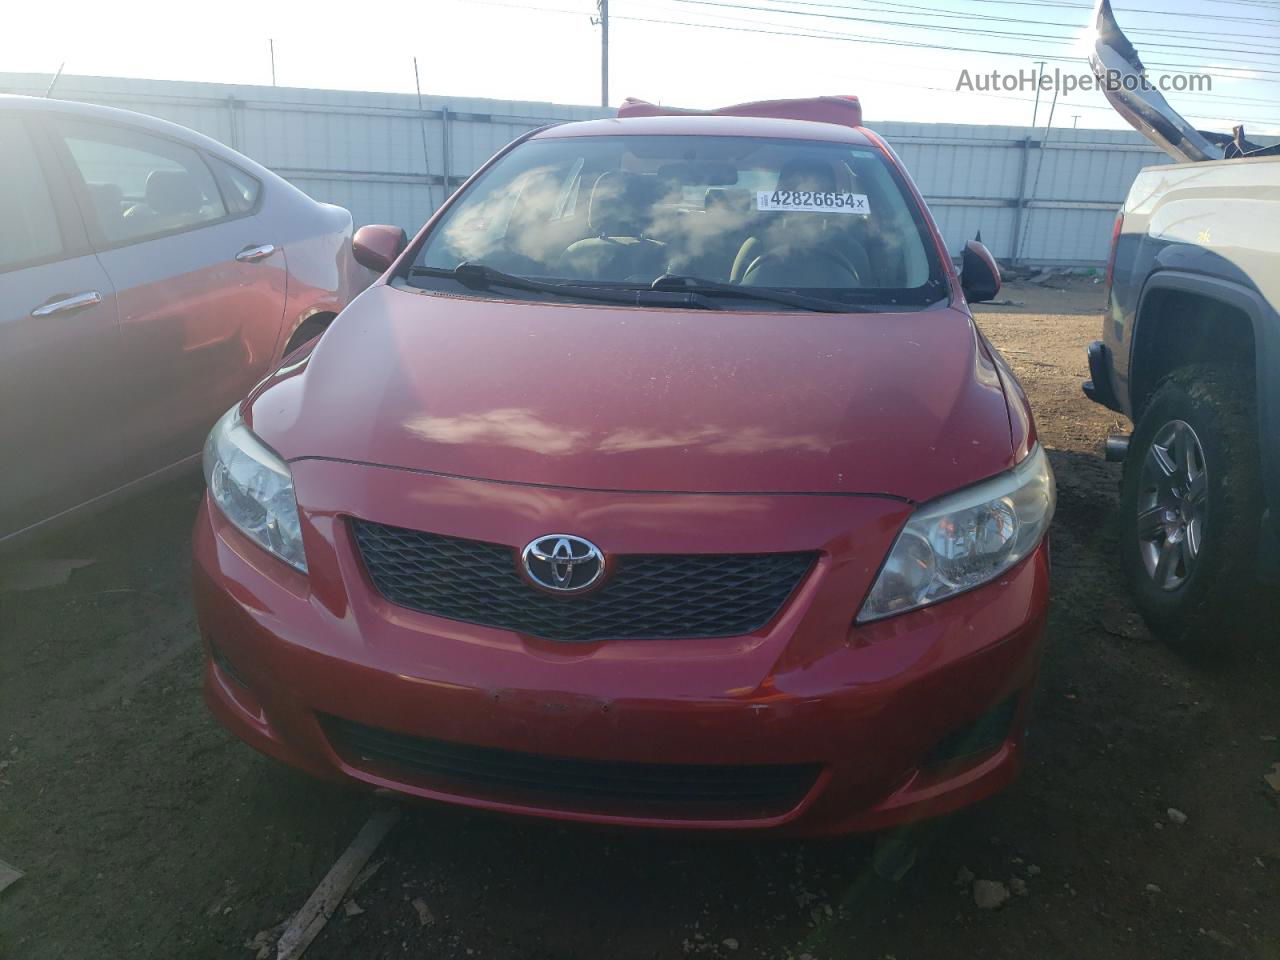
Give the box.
[352,224,408,274]
[959,236,1001,303]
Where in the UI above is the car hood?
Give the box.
[246,283,1016,502]
[1089,0,1224,163]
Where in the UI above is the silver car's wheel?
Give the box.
[1136,419,1207,591]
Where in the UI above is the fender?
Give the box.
[978,330,1037,462]
[279,304,341,356]
[1134,268,1280,518]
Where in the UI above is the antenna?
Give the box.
[44,63,65,98]
[1030,60,1046,127]
[1018,81,1060,262]
[412,57,433,196]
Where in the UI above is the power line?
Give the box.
[610,8,1280,94]
[639,0,1280,107]
[633,0,1278,107]
[641,0,1280,80]
[450,0,1280,123]
[638,0,1279,112]
[667,0,1280,64]
[1141,87,1280,108]
[763,0,1280,48]
[888,0,1280,25]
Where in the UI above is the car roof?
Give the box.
[0,93,280,178]
[533,114,879,147]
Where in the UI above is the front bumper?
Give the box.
[1082,339,1122,412]
[193,462,1050,836]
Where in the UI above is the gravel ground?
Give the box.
[2,278,1277,960]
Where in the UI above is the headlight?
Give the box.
[203,405,308,573]
[857,444,1054,622]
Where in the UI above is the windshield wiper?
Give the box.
[407,262,722,310]
[648,274,870,313]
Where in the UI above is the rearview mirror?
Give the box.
[353,224,408,274]
[656,160,739,187]
[960,236,1001,303]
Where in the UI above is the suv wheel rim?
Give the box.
[1137,419,1207,591]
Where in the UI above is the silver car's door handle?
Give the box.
[31,290,103,317]
[235,243,276,263]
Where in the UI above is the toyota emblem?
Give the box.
[521,535,605,593]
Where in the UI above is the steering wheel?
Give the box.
[741,249,861,287]
[484,245,548,276]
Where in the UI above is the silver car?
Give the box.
[0,95,374,547]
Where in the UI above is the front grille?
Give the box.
[351,520,816,644]
[322,715,821,820]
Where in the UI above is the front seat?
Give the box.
[665,187,756,282]
[557,172,667,282]
[123,169,206,233]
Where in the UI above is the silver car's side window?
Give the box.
[58,121,227,246]
[0,117,63,271]
[207,155,261,216]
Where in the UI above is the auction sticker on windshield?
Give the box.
[757,191,870,214]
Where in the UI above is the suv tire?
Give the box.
[1120,363,1263,659]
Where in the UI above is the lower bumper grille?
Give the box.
[925,696,1019,767]
[322,715,821,821]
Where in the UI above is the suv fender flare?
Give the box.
[1133,269,1280,519]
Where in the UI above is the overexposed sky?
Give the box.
[3,0,1277,134]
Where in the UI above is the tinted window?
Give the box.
[60,122,226,244]
[412,135,943,308]
[0,117,63,270]
[209,155,261,215]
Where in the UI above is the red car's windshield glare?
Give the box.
[409,134,946,308]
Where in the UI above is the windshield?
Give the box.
[407,134,945,309]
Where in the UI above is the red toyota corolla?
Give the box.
[193,96,1054,835]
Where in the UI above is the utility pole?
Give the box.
[1030,59,1046,127]
[599,0,609,107]
[269,39,277,86]
[1072,114,1080,128]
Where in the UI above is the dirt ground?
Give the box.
[2,277,1278,960]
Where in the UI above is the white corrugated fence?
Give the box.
[2,72,1177,265]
